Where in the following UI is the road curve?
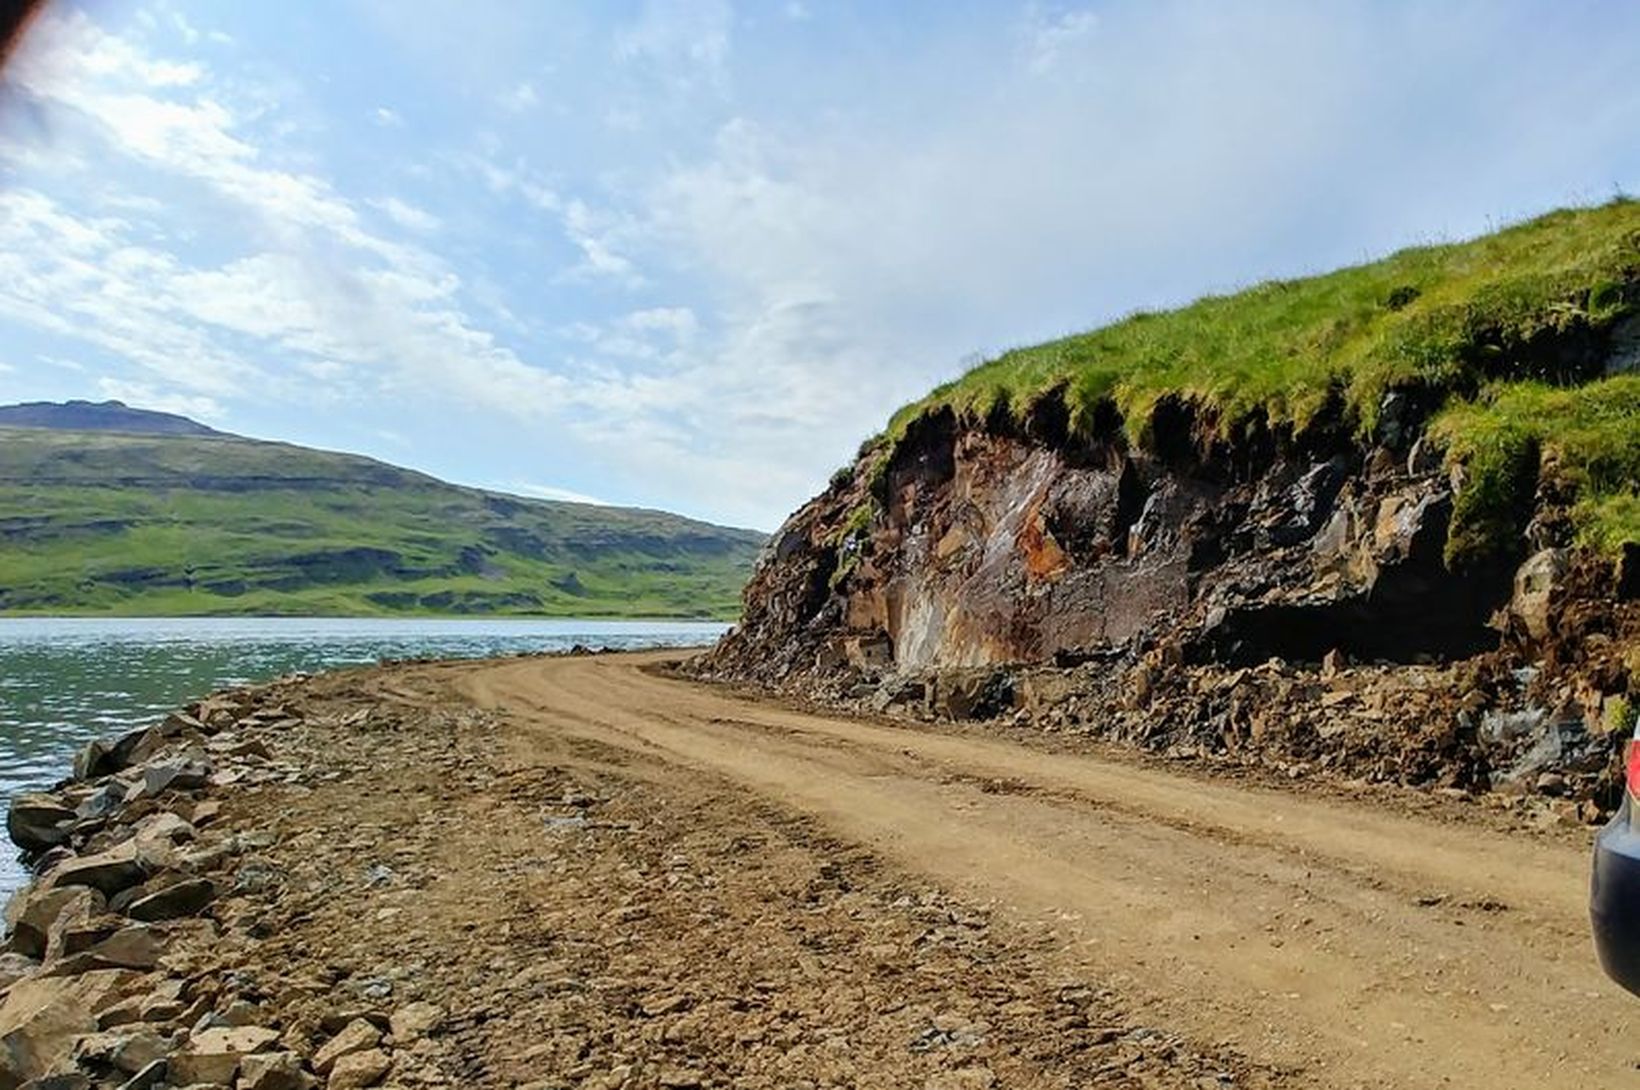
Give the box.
[459,651,1631,1090]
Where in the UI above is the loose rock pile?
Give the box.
[0,687,440,1090]
[765,641,1634,827]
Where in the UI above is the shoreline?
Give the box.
[0,622,731,905]
[0,669,375,1088]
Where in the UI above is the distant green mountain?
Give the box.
[0,407,765,619]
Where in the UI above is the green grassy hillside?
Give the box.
[880,199,1640,557]
[0,428,764,619]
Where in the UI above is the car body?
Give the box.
[1592,737,1640,997]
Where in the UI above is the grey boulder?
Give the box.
[6,796,77,855]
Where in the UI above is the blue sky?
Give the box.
[0,1,1636,530]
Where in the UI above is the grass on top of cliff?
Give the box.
[1431,375,1640,558]
[880,198,1640,553]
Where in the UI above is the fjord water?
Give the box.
[0,616,727,896]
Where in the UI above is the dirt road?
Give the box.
[454,651,1634,1090]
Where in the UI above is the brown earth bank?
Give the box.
[699,389,1638,817]
[2,650,1635,1090]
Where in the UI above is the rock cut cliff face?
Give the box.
[716,388,1544,676]
[703,379,1637,807]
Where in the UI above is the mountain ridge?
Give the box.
[0,405,763,619]
[0,399,224,437]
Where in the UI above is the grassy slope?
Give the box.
[0,430,764,619]
[881,199,1640,555]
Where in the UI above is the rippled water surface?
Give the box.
[0,616,728,896]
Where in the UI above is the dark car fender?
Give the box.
[1592,797,1640,998]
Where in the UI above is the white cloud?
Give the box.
[95,378,222,422]
[19,11,198,88]
[603,105,644,132]
[372,106,404,127]
[623,306,697,341]
[461,153,561,214]
[613,0,732,92]
[0,189,265,398]
[369,196,441,233]
[170,11,200,46]
[165,253,326,341]
[90,94,249,168]
[152,247,574,422]
[1023,6,1098,74]
[0,17,579,433]
[95,193,166,216]
[562,306,700,363]
[498,81,539,112]
[638,121,914,450]
[511,482,611,506]
[560,199,642,284]
[15,15,404,261]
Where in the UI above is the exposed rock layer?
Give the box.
[703,386,1637,806]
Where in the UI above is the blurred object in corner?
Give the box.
[0,0,46,73]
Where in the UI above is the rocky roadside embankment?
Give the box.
[0,685,443,1090]
[0,660,1280,1090]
